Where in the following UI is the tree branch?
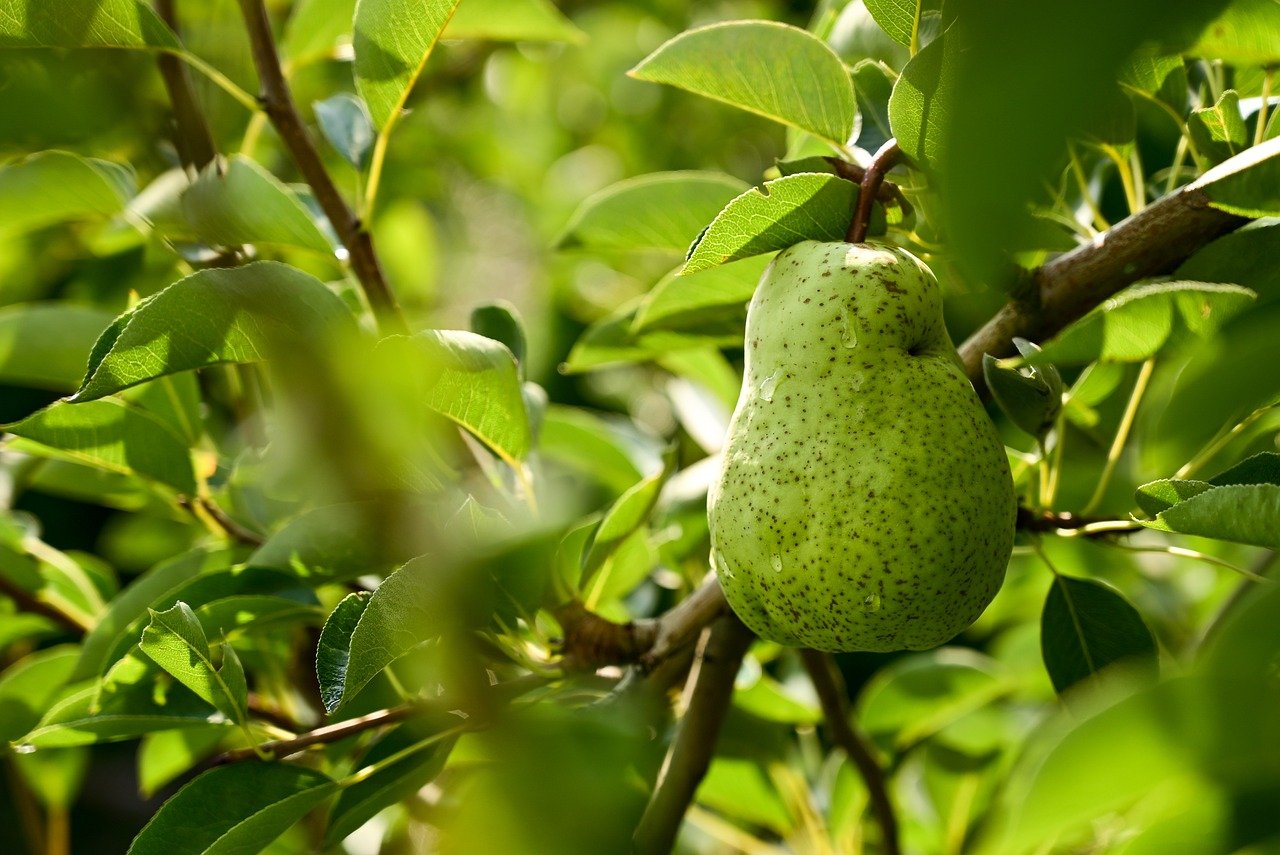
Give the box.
[217,702,428,764]
[154,0,218,171]
[959,185,1248,383]
[800,649,900,855]
[0,576,89,636]
[634,614,754,855]
[236,0,408,335]
[847,140,903,244]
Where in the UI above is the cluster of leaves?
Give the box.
[0,0,1279,853]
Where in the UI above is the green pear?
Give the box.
[708,240,1016,652]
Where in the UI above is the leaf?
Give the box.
[470,302,528,374]
[888,31,952,165]
[380,330,531,465]
[0,151,135,237]
[181,156,334,253]
[338,557,454,708]
[630,20,856,146]
[1119,51,1188,114]
[74,262,355,401]
[0,646,79,742]
[248,503,399,583]
[324,725,457,845]
[353,0,462,130]
[127,763,336,855]
[556,171,749,253]
[0,303,112,391]
[581,470,665,586]
[538,406,647,496]
[1138,483,1280,549]
[0,0,179,50]
[864,0,921,48]
[442,0,585,43]
[194,596,323,639]
[1040,575,1157,696]
[1187,89,1248,165]
[982,340,1063,439]
[562,303,742,373]
[137,727,228,799]
[1189,0,1280,66]
[633,256,770,334]
[1208,451,1280,486]
[682,174,857,275]
[1191,134,1280,218]
[316,592,371,713]
[1134,479,1214,517]
[313,94,376,170]
[4,399,197,495]
[283,0,356,64]
[851,60,895,153]
[1023,281,1257,366]
[139,603,247,725]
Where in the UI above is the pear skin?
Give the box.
[707,240,1016,652]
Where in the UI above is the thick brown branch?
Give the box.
[236,0,407,335]
[0,576,89,636]
[633,614,754,855]
[959,186,1248,382]
[847,140,903,244]
[154,0,218,171]
[800,649,900,855]
[1016,506,1141,536]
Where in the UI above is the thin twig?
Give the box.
[154,0,218,171]
[198,497,266,546]
[633,614,755,855]
[1015,506,1141,536]
[216,702,429,764]
[0,575,90,635]
[847,140,903,244]
[236,0,408,335]
[800,649,901,855]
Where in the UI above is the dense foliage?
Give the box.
[1,1,1278,853]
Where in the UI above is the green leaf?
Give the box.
[682,174,857,274]
[562,303,742,373]
[74,262,355,401]
[0,646,79,743]
[1134,479,1214,517]
[316,592,371,713]
[581,470,665,585]
[983,342,1063,439]
[379,330,531,465]
[1119,51,1188,114]
[139,603,247,725]
[1208,451,1280,486]
[557,171,749,253]
[537,406,647,496]
[1023,281,1257,366]
[137,727,228,799]
[697,758,793,835]
[353,0,462,130]
[128,763,336,855]
[442,0,585,43]
[339,557,452,707]
[249,503,399,583]
[4,399,197,495]
[851,59,895,153]
[864,0,921,48]
[0,0,178,50]
[1189,0,1280,66]
[314,94,376,170]
[181,156,334,253]
[283,0,356,64]
[0,151,135,237]
[1138,483,1280,549]
[629,21,856,146]
[1188,89,1248,165]
[1040,576,1157,696]
[1191,134,1280,218]
[470,302,528,373]
[633,256,770,334]
[888,31,951,165]
[324,725,457,845]
[194,595,323,640]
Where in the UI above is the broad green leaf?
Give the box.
[137,727,228,799]
[633,256,770,334]
[1119,51,1188,114]
[630,21,856,146]
[698,758,793,835]
[1023,281,1257,366]
[858,649,1015,753]
[181,156,334,253]
[316,592,371,713]
[557,171,749,253]
[538,406,647,496]
[249,503,400,582]
[314,94,376,170]
[733,671,821,725]
[128,763,336,855]
[4,399,197,495]
[0,304,113,391]
[324,725,457,845]
[470,302,528,374]
[380,330,531,465]
[1188,89,1248,165]
[983,339,1063,438]
[562,303,742,373]
[443,0,585,43]
[13,745,89,809]
[1139,483,1280,548]
[1208,451,1280,486]
[864,0,921,48]
[339,557,451,707]
[124,372,204,447]
[1040,576,1157,696]
[0,0,178,50]
[581,470,665,584]
[74,262,355,401]
[682,174,857,274]
[283,0,356,64]
[888,32,951,164]
[24,652,226,747]
[1191,134,1280,218]
[0,646,79,742]
[194,595,323,640]
[583,527,656,609]
[353,0,462,130]
[1134,479,1214,517]
[851,59,895,153]
[73,547,243,681]
[0,151,135,237]
[140,603,247,724]
[1189,0,1280,66]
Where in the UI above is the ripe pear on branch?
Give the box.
[708,240,1016,652]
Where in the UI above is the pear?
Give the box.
[707,240,1015,652]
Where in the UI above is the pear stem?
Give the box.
[847,139,903,244]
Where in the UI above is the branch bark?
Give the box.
[0,576,89,636]
[847,140,903,244]
[217,702,428,764]
[959,185,1248,382]
[800,649,900,855]
[633,614,755,855]
[236,0,408,335]
[154,0,218,171]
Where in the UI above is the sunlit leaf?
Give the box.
[353,0,462,130]
[634,256,769,334]
[0,0,178,50]
[139,603,247,724]
[0,151,135,237]
[443,0,585,43]
[181,156,334,253]
[1138,483,1280,548]
[864,0,922,48]
[1191,135,1280,218]
[1187,89,1248,164]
